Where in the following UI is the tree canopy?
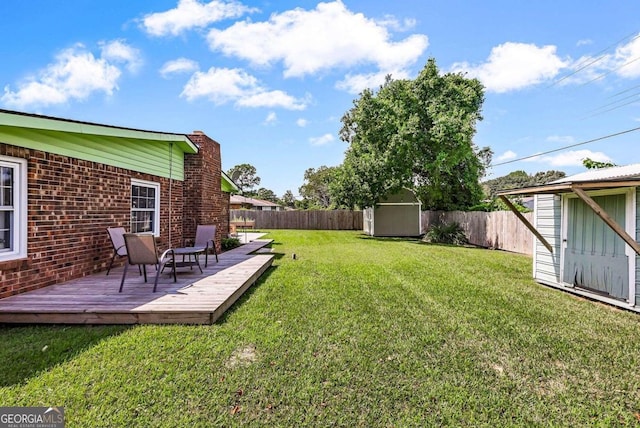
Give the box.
[281,190,296,208]
[299,166,338,209]
[582,158,616,169]
[255,187,278,203]
[482,170,566,199]
[333,58,490,210]
[227,163,261,194]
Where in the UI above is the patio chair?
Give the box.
[119,233,176,293]
[106,227,127,275]
[107,227,142,276]
[190,225,219,267]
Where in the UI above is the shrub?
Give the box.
[221,237,242,251]
[424,222,468,245]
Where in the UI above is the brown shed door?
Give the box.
[563,194,628,300]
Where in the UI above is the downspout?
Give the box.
[168,142,174,246]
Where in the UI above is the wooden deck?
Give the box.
[0,240,275,325]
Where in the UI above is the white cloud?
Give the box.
[546,135,575,144]
[376,15,417,32]
[612,33,640,78]
[236,90,308,110]
[309,133,335,146]
[496,150,517,162]
[160,58,200,78]
[336,69,410,94]
[99,40,142,73]
[1,43,126,109]
[451,42,568,93]
[555,33,640,85]
[206,0,428,78]
[263,111,277,125]
[180,67,308,110]
[296,118,309,127]
[577,39,593,47]
[524,149,612,167]
[141,0,255,37]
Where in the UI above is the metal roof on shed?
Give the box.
[498,163,640,196]
[551,163,640,183]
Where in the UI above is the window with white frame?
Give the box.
[0,156,27,261]
[131,179,160,235]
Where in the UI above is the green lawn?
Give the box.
[2,230,640,426]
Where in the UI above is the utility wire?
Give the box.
[548,31,639,88]
[581,97,640,119]
[581,90,640,118]
[580,55,640,86]
[490,126,640,167]
[606,83,640,99]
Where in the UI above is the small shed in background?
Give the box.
[364,188,422,237]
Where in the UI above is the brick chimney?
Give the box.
[183,132,227,252]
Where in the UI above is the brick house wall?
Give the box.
[183,132,229,252]
[0,143,185,299]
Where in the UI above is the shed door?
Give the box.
[563,194,628,300]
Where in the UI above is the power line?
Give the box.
[581,95,640,119]
[580,55,640,86]
[490,126,640,167]
[606,83,640,99]
[548,31,639,87]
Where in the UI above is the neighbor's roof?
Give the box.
[230,195,280,207]
[498,163,640,196]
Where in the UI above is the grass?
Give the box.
[2,230,640,426]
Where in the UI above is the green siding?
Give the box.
[373,204,421,236]
[0,126,189,181]
[379,188,419,204]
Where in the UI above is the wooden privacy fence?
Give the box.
[231,209,363,230]
[422,210,534,255]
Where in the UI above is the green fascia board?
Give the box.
[0,110,200,181]
[0,110,197,154]
[221,170,240,193]
[0,126,191,181]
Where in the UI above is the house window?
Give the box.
[0,156,27,262]
[131,179,160,235]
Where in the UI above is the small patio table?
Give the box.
[170,247,205,274]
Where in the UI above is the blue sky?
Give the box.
[2,1,640,197]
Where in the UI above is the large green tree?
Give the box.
[482,170,566,199]
[299,166,338,209]
[255,187,278,203]
[227,163,260,194]
[281,190,296,208]
[334,59,490,210]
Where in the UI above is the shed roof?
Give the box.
[498,163,640,196]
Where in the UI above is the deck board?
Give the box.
[0,240,274,325]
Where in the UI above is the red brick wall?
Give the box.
[183,133,229,252]
[0,144,184,298]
